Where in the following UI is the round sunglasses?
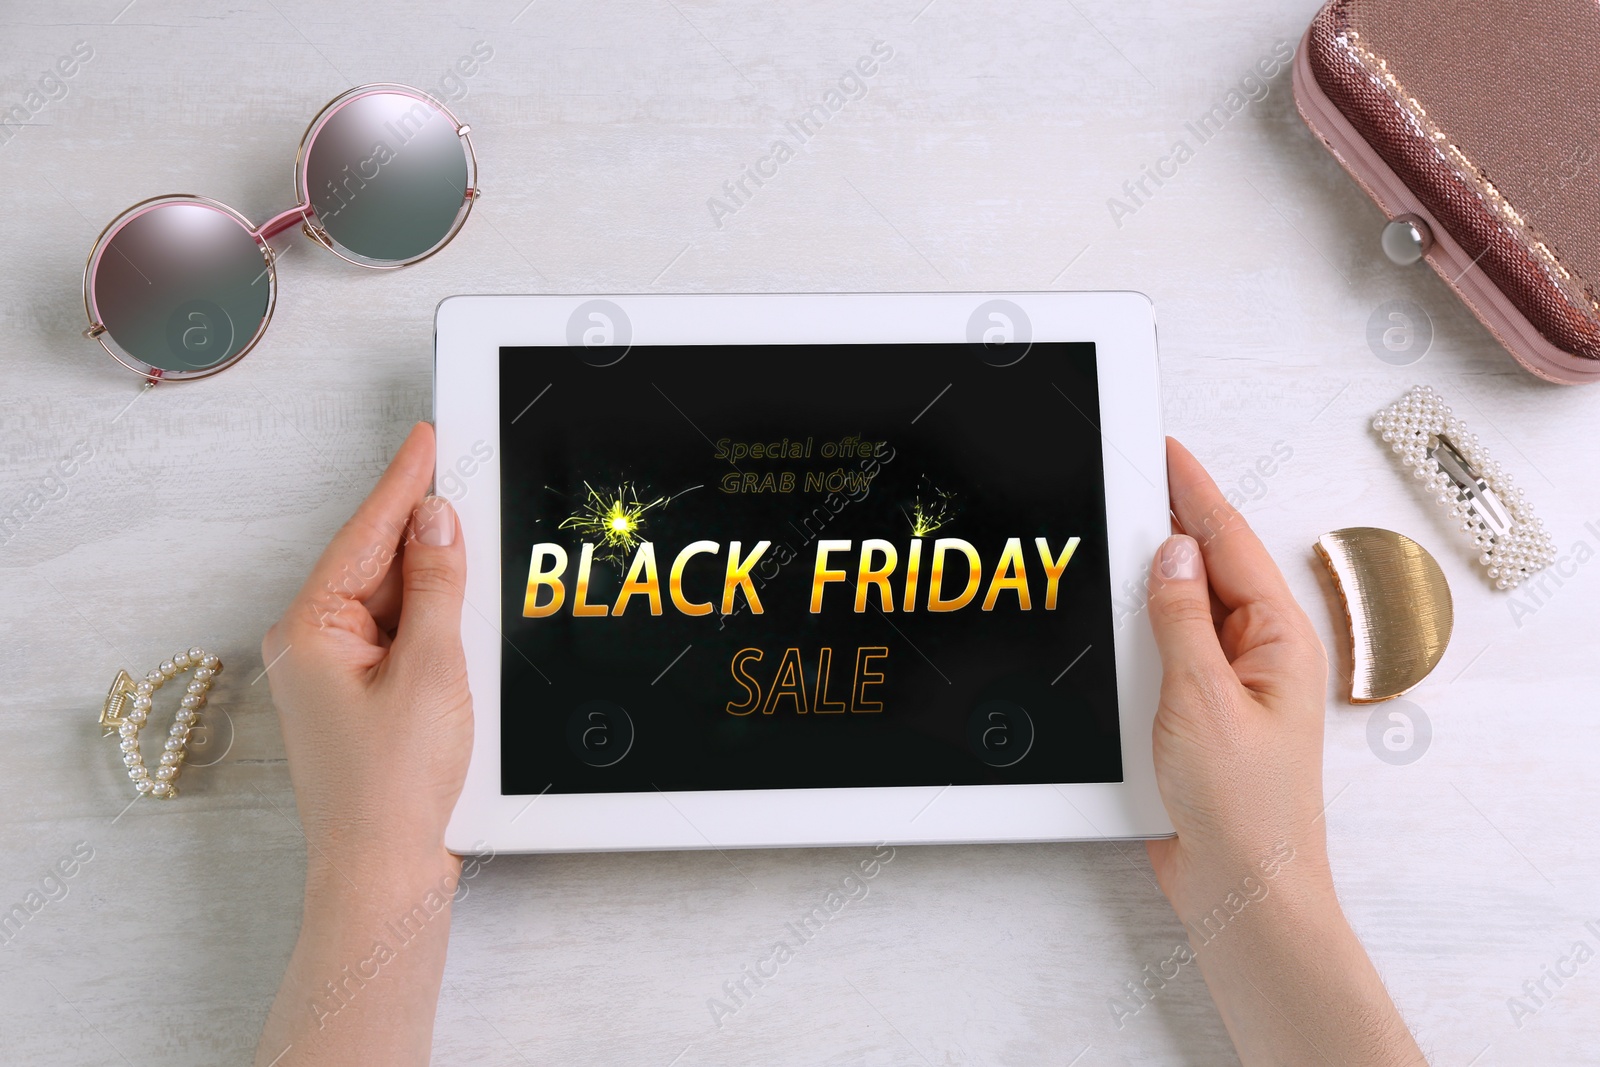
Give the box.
[82,83,479,383]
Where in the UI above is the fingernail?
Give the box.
[1157,535,1200,580]
[412,496,456,547]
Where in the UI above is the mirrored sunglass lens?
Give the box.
[304,91,469,263]
[93,202,271,373]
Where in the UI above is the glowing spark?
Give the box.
[905,485,958,537]
[559,481,669,565]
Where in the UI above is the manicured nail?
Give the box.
[413,496,456,547]
[1157,535,1200,580]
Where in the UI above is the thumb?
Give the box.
[394,495,467,666]
[1146,535,1229,680]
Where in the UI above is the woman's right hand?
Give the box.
[1144,436,1334,916]
[1142,437,1426,1066]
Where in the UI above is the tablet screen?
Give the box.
[497,342,1123,795]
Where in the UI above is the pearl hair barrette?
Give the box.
[1372,386,1555,590]
[100,647,221,798]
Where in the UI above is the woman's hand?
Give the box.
[1145,436,1333,915]
[254,422,472,1067]
[1144,438,1426,1066]
[261,420,472,869]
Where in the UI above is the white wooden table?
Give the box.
[3,2,1597,1064]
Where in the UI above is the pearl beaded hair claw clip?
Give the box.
[1373,386,1555,590]
[100,648,221,798]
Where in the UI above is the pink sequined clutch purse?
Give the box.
[1293,0,1600,384]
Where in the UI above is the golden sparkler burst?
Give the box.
[558,481,672,564]
[905,486,958,537]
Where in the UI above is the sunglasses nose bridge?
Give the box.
[254,205,311,241]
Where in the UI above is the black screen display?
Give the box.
[498,342,1122,794]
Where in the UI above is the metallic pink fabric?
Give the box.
[1309,0,1600,362]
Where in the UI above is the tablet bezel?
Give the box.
[436,292,1173,853]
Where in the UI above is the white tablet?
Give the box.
[435,292,1173,853]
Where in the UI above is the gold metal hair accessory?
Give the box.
[1315,528,1452,704]
[100,647,221,798]
[1372,386,1555,590]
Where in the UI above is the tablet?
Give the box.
[436,293,1173,853]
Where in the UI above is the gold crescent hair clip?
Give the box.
[100,648,221,798]
[1372,386,1555,590]
[1315,528,1452,704]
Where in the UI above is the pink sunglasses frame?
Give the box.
[81,82,480,383]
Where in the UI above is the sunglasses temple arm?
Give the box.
[255,205,312,241]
